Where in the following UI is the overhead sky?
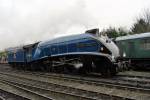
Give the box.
[0,0,150,50]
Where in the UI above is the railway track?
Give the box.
[118,74,150,80]
[0,88,29,100]
[118,71,150,79]
[0,77,96,100]
[6,70,150,93]
[0,64,150,99]
[0,80,53,100]
[0,72,133,100]
[114,74,150,86]
[0,70,149,100]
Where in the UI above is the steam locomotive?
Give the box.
[7,29,120,77]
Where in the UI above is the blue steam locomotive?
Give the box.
[7,29,120,77]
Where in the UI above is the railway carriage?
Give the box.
[116,32,150,69]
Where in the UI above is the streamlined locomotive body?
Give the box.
[7,29,120,76]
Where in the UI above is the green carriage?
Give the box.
[116,32,150,69]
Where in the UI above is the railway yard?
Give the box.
[0,64,149,100]
[0,0,150,99]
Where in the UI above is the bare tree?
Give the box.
[131,9,150,34]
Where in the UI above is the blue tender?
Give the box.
[7,47,25,63]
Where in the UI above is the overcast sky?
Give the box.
[0,0,150,50]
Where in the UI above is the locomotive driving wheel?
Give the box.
[78,56,92,74]
[93,58,117,77]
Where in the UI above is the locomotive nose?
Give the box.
[98,36,120,61]
[106,41,120,61]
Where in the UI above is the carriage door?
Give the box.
[128,42,135,58]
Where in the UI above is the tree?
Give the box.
[100,27,129,38]
[100,27,119,38]
[131,9,150,34]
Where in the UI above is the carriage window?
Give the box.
[141,39,150,50]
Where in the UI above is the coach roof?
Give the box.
[116,32,150,41]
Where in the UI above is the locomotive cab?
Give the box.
[85,29,120,62]
[23,42,39,63]
[84,29,120,76]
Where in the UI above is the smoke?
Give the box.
[0,0,96,50]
